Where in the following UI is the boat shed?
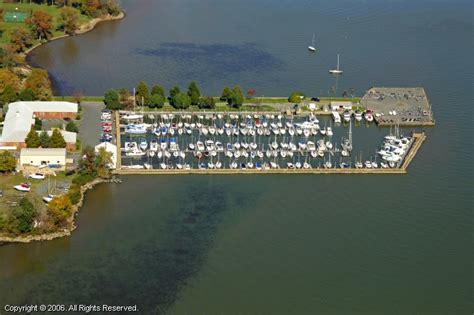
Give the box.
[330,101,353,111]
[19,148,67,170]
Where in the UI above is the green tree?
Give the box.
[149,93,165,109]
[288,91,304,103]
[95,147,112,178]
[151,84,165,98]
[0,151,16,173]
[136,81,149,106]
[66,121,78,133]
[103,89,122,110]
[25,125,41,148]
[0,85,17,106]
[49,129,66,148]
[231,85,244,108]
[187,81,201,106]
[78,146,97,177]
[198,96,215,109]
[39,130,50,148]
[172,93,191,109]
[48,195,72,227]
[58,6,80,35]
[168,86,181,106]
[34,117,42,131]
[19,88,36,101]
[220,86,232,102]
[14,198,36,233]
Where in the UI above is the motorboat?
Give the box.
[150,140,158,152]
[343,111,351,122]
[364,110,374,122]
[354,110,363,121]
[43,194,55,203]
[29,173,45,180]
[331,111,341,123]
[139,140,148,151]
[14,183,31,192]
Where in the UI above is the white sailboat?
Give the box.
[308,33,316,52]
[329,54,343,74]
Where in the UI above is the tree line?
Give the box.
[104,81,246,111]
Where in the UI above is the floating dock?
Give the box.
[113,133,426,175]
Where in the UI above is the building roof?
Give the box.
[40,130,77,144]
[95,142,117,151]
[0,101,77,143]
[20,148,66,157]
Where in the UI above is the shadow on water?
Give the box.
[135,42,285,78]
[11,181,255,314]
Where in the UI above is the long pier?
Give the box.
[112,132,427,175]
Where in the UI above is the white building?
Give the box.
[95,142,117,169]
[330,101,353,111]
[19,148,67,170]
[0,101,77,149]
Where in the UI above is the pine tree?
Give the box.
[25,126,40,148]
[39,130,50,148]
[187,81,201,106]
[136,81,149,106]
[49,129,66,148]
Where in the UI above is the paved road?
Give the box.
[79,102,104,148]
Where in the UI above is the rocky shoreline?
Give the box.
[0,178,109,244]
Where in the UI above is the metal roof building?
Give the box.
[0,101,78,146]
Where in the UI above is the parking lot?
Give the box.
[361,87,434,125]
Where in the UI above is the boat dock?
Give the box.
[112,126,427,175]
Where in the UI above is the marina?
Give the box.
[111,110,427,175]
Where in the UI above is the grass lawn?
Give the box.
[0,3,90,45]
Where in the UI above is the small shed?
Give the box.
[330,101,353,111]
[19,148,66,170]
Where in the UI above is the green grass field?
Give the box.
[0,3,90,45]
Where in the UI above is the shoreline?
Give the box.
[24,12,125,58]
[0,178,108,244]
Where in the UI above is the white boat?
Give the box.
[329,54,343,74]
[122,113,143,121]
[331,111,341,123]
[188,143,195,151]
[160,138,167,150]
[326,126,333,137]
[149,140,158,152]
[28,173,45,180]
[14,183,31,192]
[125,124,148,134]
[43,194,55,203]
[308,33,316,52]
[139,140,148,151]
[364,110,374,122]
[126,149,146,157]
[354,111,363,121]
[343,111,351,122]
[325,141,333,150]
[307,141,316,151]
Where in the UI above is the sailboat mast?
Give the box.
[337,54,340,70]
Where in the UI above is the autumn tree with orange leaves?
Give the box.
[26,10,53,41]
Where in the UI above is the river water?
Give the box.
[3,0,473,314]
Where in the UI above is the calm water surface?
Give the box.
[3,0,473,314]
